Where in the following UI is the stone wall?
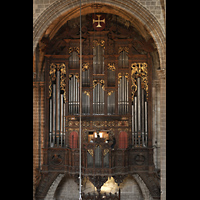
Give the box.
[33,0,165,33]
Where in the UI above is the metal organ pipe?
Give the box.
[145,101,148,146]
[132,78,148,147]
[56,70,60,147]
[142,89,145,147]
[134,96,137,145]
[60,94,63,147]
[126,77,128,113]
[50,70,66,147]
[53,84,56,147]
[132,103,134,146]
[49,98,52,147]
[137,77,141,143]
[63,103,66,146]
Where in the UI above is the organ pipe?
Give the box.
[142,89,145,147]
[49,98,52,147]
[132,103,135,146]
[49,73,66,147]
[134,96,137,145]
[56,70,60,147]
[145,101,148,146]
[69,75,79,115]
[118,76,129,114]
[63,103,66,146]
[137,77,141,135]
[53,84,56,146]
[60,94,63,147]
[132,79,148,147]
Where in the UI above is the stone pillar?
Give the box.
[152,80,160,169]
[157,69,166,200]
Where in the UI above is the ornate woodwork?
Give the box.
[36,13,160,199]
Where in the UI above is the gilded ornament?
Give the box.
[118,73,129,84]
[93,39,105,48]
[49,63,67,101]
[107,91,114,96]
[118,46,129,54]
[131,63,148,100]
[103,149,109,156]
[88,149,94,157]
[84,90,90,97]
[93,79,105,90]
[69,47,80,54]
[69,73,79,82]
[107,63,115,71]
[82,63,89,71]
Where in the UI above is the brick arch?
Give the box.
[33,0,165,70]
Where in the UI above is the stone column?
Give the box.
[157,69,166,200]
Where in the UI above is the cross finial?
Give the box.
[93,15,105,27]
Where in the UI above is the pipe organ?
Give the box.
[47,28,149,150]
[48,61,149,148]
[41,14,161,200]
[49,63,66,147]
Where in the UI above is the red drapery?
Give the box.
[118,131,128,149]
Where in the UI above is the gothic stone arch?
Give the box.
[33,0,165,71]
[36,173,159,200]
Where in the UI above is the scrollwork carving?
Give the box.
[131,63,148,100]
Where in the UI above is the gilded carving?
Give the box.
[82,63,89,71]
[107,90,114,96]
[49,63,67,101]
[69,73,79,82]
[117,121,129,127]
[118,72,129,84]
[49,63,56,98]
[87,149,94,157]
[107,121,115,127]
[93,79,105,90]
[60,63,67,102]
[131,63,148,100]
[93,121,105,128]
[107,63,115,71]
[103,149,109,156]
[69,47,80,54]
[93,39,105,48]
[83,90,90,97]
[118,46,129,54]
[82,121,90,127]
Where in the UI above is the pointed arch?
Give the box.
[33,0,166,70]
